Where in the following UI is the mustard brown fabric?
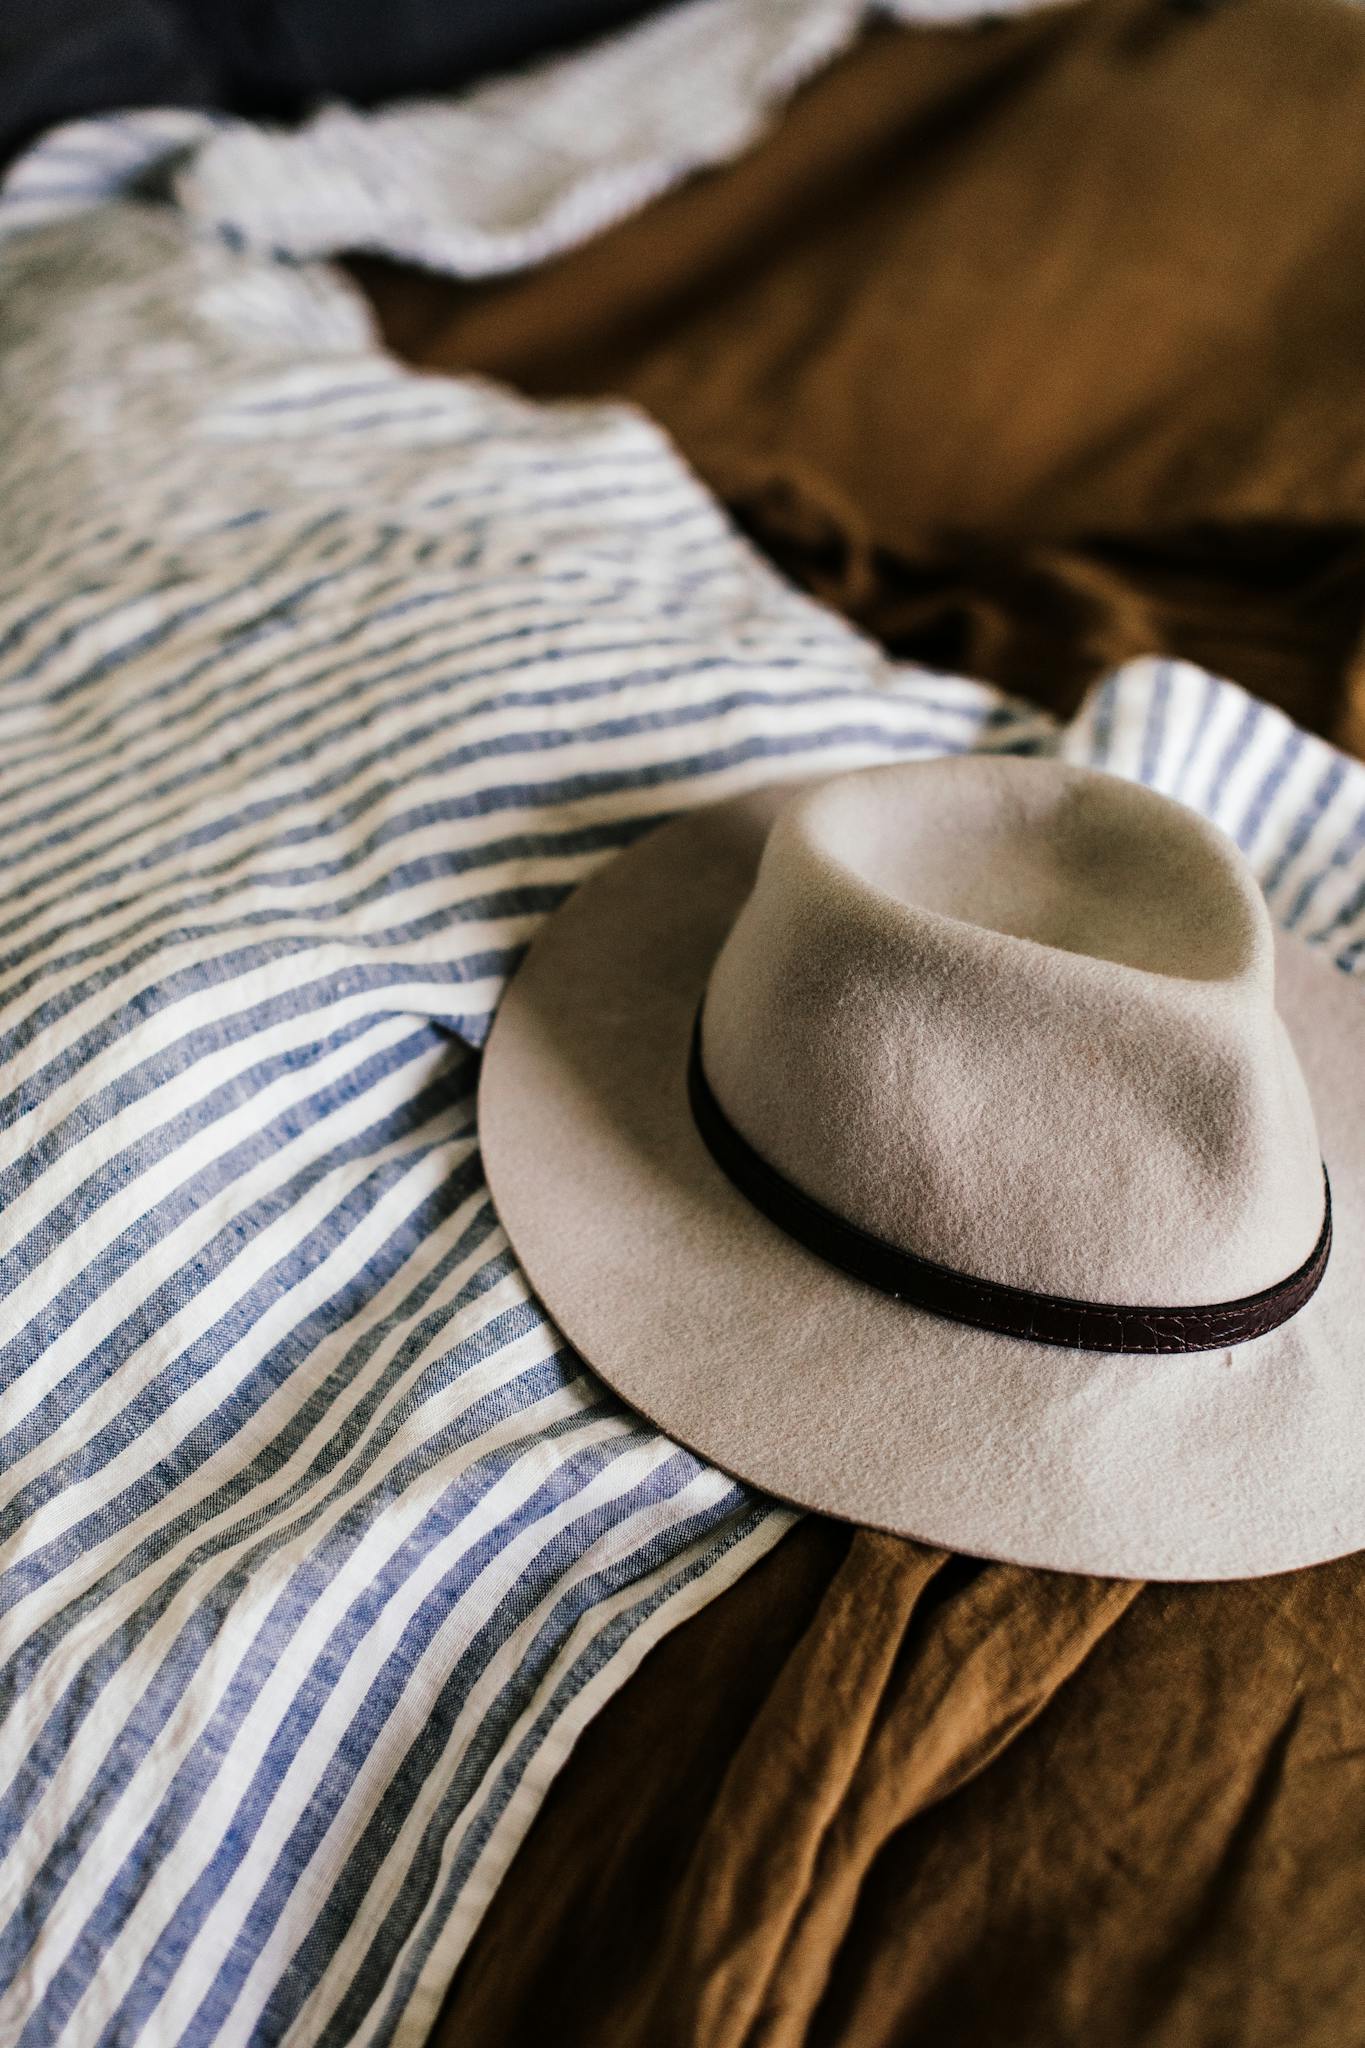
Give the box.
[437,1522,1365,2047]
[357,0,1365,757]
[354,0,1365,2037]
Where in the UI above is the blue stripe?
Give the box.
[1204,698,1262,818]
[1138,659,1171,785]
[0,1183,507,1732]
[1086,669,1120,767]
[0,716,1029,1123]
[365,1490,767,2048]
[1262,754,1347,900]
[207,1448,719,2048]
[1234,726,1303,854]
[0,676,1008,942]
[1174,667,1221,798]
[0,640,839,864]
[0,569,615,788]
[1285,796,1365,929]
[0,1035,447,1454]
[0,1302,567,1833]
[10,1418,651,2039]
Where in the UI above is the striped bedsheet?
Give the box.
[1,96,1364,2048]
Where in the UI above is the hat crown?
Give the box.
[700,758,1324,1306]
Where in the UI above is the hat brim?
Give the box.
[479,780,1365,1580]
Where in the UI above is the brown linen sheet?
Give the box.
[439,1527,1365,2047]
[359,0,1365,755]
[350,2,1365,2040]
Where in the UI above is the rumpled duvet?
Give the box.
[2,8,1365,2048]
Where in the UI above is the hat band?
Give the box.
[688,1012,1332,1355]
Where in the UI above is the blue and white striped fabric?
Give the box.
[2,107,1365,2048]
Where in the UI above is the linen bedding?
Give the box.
[1,4,1364,2048]
[371,2,1365,2040]
[395,5,1365,2040]
[367,0,1365,758]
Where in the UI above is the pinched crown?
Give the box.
[699,758,1325,1308]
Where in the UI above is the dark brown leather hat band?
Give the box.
[688,1012,1332,1355]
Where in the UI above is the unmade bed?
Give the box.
[2,4,1364,2045]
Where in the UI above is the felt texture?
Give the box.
[701,759,1323,1303]
[479,763,1365,1580]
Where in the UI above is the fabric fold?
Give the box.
[439,1531,1365,2048]
[633,1543,1141,2048]
[362,0,1365,753]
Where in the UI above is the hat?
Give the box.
[479,757,1365,1580]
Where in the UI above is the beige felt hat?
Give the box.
[479,758,1365,1580]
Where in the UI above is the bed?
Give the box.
[3,3,1364,2044]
